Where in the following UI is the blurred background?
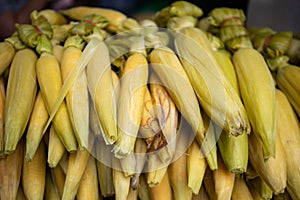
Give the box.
[0,0,299,40]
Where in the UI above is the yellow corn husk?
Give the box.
[58,151,69,174]
[276,89,300,200]
[38,9,67,25]
[61,37,89,150]
[36,52,77,152]
[52,44,64,64]
[76,156,99,200]
[203,168,217,200]
[231,176,253,200]
[168,128,193,200]
[47,125,66,168]
[87,41,118,144]
[174,27,250,137]
[95,138,115,197]
[60,6,127,33]
[45,170,60,200]
[16,186,26,200]
[50,165,66,198]
[112,156,131,200]
[89,95,103,138]
[25,91,49,161]
[276,65,300,117]
[149,46,205,147]
[4,48,37,154]
[233,47,276,159]
[0,139,24,200]
[0,77,5,157]
[149,170,173,200]
[213,48,248,174]
[213,155,235,200]
[248,132,287,195]
[146,152,169,187]
[131,138,147,189]
[0,41,15,76]
[247,177,273,200]
[187,140,207,195]
[62,149,90,200]
[137,174,151,200]
[113,52,148,158]
[22,141,46,200]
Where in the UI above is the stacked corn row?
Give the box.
[0,1,300,200]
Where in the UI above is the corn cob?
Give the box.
[248,132,287,194]
[187,140,207,195]
[22,141,46,200]
[96,138,115,197]
[113,39,148,158]
[25,91,49,161]
[86,41,118,144]
[213,155,235,200]
[76,156,99,200]
[149,170,173,200]
[0,41,15,76]
[52,43,64,63]
[276,89,300,200]
[0,139,24,200]
[4,48,37,154]
[0,77,5,157]
[62,149,90,200]
[276,65,300,117]
[45,170,60,200]
[61,35,89,150]
[47,125,66,168]
[174,27,250,137]
[149,44,205,139]
[168,128,193,200]
[50,164,66,198]
[113,156,131,200]
[36,52,77,152]
[233,47,276,159]
[231,176,253,200]
[60,6,127,33]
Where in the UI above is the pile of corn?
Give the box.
[0,1,300,199]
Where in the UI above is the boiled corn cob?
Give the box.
[233,47,276,159]
[174,27,250,137]
[4,48,37,154]
[276,89,300,200]
[47,125,66,168]
[276,65,300,117]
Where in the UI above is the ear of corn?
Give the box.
[276,89,300,200]
[76,156,99,200]
[276,65,300,117]
[248,132,287,195]
[0,41,15,76]
[187,140,207,195]
[0,77,5,157]
[213,155,235,200]
[47,125,66,168]
[86,41,118,144]
[231,176,253,200]
[22,141,46,200]
[95,138,115,197]
[0,139,24,200]
[61,36,89,150]
[149,46,205,147]
[174,27,250,137]
[25,91,49,162]
[113,52,148,158]
[233,48,277,159]
[36,52,77,152]
[60,6,127,33]
[146,152,169,187]
[149,170,173,200]
[4,48,37,154]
